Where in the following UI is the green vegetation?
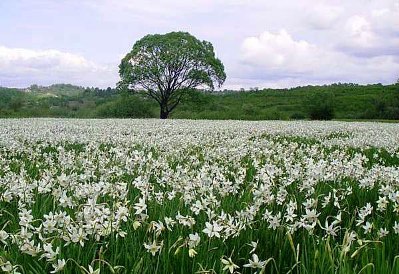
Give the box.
[119,31,226,119]
[303,91,335,120]
[0,83,398,120]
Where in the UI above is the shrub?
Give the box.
[303,92,335,120]
[96,94,155,118]
[290,112,306,120]
[241,103,256,115]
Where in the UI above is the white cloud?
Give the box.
[336,15,399,57]
[0,46,118,88]
[1,0,398,89]
[306,4,343,30]
[88,0,266,18]
[241,30,320,73]
[342,16,377,49]
[334,2,399,57]
[239,29,399,87]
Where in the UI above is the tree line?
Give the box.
[1,83,398,120]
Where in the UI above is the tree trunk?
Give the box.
[160,107,169,119]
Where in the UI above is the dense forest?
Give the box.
[0,83,398,120]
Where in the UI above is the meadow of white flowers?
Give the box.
[0,119,398,273]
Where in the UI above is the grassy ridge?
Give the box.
[0,83,398,120]
[174,84,399,120]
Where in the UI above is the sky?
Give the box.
[0,0,398,89]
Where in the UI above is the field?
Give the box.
[0,119,399,273]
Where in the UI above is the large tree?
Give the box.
[118,31,226,119]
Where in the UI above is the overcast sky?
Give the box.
[0,0,398,89]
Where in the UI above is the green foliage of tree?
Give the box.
[303,91,335,120]
[9,96,24,111]
[0,87,25,114]
[360,84,399,120]
[118,31,226,119]
[96,93,155,118]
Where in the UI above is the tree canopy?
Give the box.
[118,31,226,118]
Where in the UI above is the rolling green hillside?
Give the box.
[174,83,399,120]
[0,83,398,120]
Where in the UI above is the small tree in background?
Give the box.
[118,31,226,119]
[303,91,335,120]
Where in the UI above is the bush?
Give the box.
[96,94,155,118]
[290,112,306,120]
[303,92,335,120]
[361,96,399,120]
[241,103,256,115]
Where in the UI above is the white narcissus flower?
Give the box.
[144,241,163,256]
[1,261,13,272]
[376,196,388,211]
[188,248,197,258]
[164,217,176,230]
[133,220,141,230]
[303,209,320,223]
[115,205,129,222]
[202,221,223,238]
[69,227,87,247]
[220,257,239,273]
[323,220,339,237]
[378,228,389,238]
[188,233,200,248]
[50,259,66,273]
[87,265,101,274]
[393,221,399,234]
[268,213,281,230]
[0,230,9,244]
[244,254,266,269]
[248,241,258,253]
[285,207,297,223]
[134,197,147,215]
[362,222,373,234]
[41,243,60,261]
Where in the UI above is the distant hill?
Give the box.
[174,83,399,120]
[23,84,86,97]
[0,83,398,120]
